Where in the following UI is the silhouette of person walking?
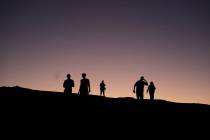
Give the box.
[147,82,156,100]
[133,76,148,99]
[63,74,74,94]
[100,80,106,97]
[79,73,91,95]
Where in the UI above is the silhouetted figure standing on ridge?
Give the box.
[100,80,106,97]
[133,76,148,99]
[79,73,91,95]
[147,81,156,100]
[63,74,74,94]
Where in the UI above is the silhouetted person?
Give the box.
[133,76,148,99]
[79,73,91,95]
[147,81,156,100]
[100,80,106,97]
[63,74,74,94]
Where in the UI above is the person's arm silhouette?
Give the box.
[63,80,66,88]
[144,79,148,86]
[147,86,149,93]
[133,82,136,93]
[78,81,82,94]
[72,80,75,87]
[88,80,91,92]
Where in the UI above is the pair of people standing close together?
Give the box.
[133,76,156,100]
[63,74,155,100]
[63,73,106,97]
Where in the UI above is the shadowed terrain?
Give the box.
[0,86,209,136]
[0,86,209,115]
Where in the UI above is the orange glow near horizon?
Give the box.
[1,0,210,105]
[1,61,210,105]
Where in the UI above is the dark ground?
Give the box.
[0,86,209,137]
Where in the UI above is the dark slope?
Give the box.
[0,86,209,115]
[0,86,209,137]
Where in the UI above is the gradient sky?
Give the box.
[1,0,210,104]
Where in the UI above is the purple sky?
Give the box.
[1,0,210,104]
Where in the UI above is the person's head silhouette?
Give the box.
[150,81,154,85]
[140,76,144,80]
[67,74,71,79]
[82,73,86,79]
[102,80,104,83]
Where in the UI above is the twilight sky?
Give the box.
[1,0,210,104]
